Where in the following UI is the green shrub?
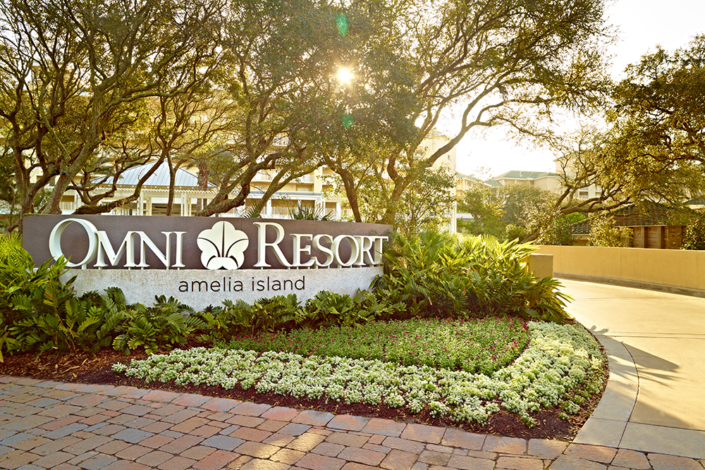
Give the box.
[0,241,206,356]
[535,214,575,246]
[588,214,633,247]
[10,284,109,354]
[504,224,529,242]
[0,232,22,262]
[196,291,404,343]
[301,291,403,328]
[0,234,70,321]
[113,295,204,355]
[372,231,472,318]
[194,295,300,342]
[288,205,333,221]
[682,217,705,250]
[374,231,572,322]
[0,237,87,355]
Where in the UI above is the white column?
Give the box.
[336,201,341,220]
[147,197,152,216]
[266,199,272,217]
[180,194,186,216]
[138,193,143,216]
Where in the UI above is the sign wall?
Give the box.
[23,215,391,308]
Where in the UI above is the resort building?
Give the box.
[58,163,346,220]
[484,170,563,193]
[52,134,459,230]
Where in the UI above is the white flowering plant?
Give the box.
[113,322,604,427]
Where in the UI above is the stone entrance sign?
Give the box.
[23,215,391,308]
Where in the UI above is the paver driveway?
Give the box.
[0,376,704,470]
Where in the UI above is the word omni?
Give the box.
[48,219,387,270]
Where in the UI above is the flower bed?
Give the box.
[114,321,604,427]
[224,317,530,375]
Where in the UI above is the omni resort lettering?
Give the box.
[24,215,391,308]
[46,219,388,270]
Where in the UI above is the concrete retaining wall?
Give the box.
[535,246,705,296]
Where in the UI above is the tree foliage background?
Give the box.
[0,0,623,234]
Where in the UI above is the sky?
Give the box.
[454,0,705,179]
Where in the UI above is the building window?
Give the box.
[578,191,589,199]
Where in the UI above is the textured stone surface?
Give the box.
[496,456,545,470]
[565,444,617,464]
[292,410,334,427]
[65,267,383,309]
[447,454,495,470]
[400,424,445,445]
[326,432,369,448]
[611,449,650,469]
[381,449,419,470]
[441,428,484,450]
[483,435,527,454]
[550,455,607,470]
[361,418,406,437]
[327,415,370,432]
[648,453,705,470]
[528,439,568,459]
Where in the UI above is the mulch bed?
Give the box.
[0,340,608,441]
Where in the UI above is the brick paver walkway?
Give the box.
[0,377,703,470]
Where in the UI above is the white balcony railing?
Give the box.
[293,174,314,184]
[253,171,273,181]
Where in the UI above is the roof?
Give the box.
[492,170,560,180]
[93,162,216,188]
[248,190,323,198]
[456,173,493,187]
[571,203,695,235]
[686,197,705,206]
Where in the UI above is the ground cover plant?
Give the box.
[224,317,531,375]
[113,321,604,428]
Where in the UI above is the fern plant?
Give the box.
[301,291,403,328]
[375,231,572,322]
[113,295,204,355]
[287,205,332,221]
[7,278,131,354]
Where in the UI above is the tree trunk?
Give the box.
[380,176,408,225]
[339,169,362,222]
[166,157,177,216]
[196,187,249,217]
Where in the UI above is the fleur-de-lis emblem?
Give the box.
[197,221,249,270]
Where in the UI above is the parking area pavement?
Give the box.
[0,376,703,470]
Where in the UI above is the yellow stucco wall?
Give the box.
[535,246,705,291]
